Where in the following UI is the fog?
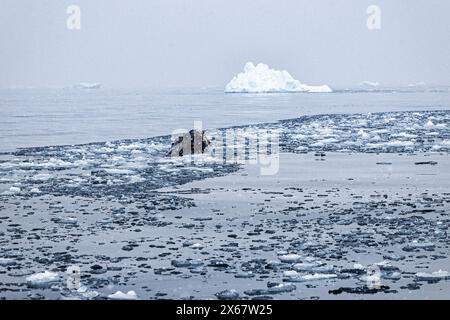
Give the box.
[1,0,449,88]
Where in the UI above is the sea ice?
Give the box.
[415,270,449,281]
[26,271,59,288]
[107,290,138,300]
[225,62,332,93]
[0,258,16,266]
[278,254,302,263]
[283,270,337,282]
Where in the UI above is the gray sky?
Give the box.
[1,0,449,88]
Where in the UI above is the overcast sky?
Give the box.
[1,0,449,88]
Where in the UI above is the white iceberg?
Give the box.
[73,82,102,89]
[225,62,332,93]
[361,81,380,87]
[108,290,138,300]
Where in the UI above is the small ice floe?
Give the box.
[128,175,146,184]
[31,173,53,181]
[266,283,296,294]
[415,270,449,282]
[82,291,100,299]
[283,270,337,282]
[107,290,138,300]
[425,120,435,128]
[26,271,59,288]
[357,130,370,140]
[278,254,302,263]
[104,168,135,175]
[402,241,435,252]
[189,243,204,250]
[51,217,78,225]
[4,186,21,194]
[353,263,365,270]
[30,187,41,194]
[171,259,203,268]
[0,258,16,266]
[386,140,414,148]
[234,272,255,279]
[215,289,239,300]
[293,260,334,273]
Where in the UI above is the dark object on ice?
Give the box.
[167,129,211,157]
[414,161,438,166]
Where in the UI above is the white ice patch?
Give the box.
[283,270,337,282]
[278,254,302,263]
[415,270,449,281]
[225,62,332,93]
[103,168,135,175]
[0,258,16,266]
[107,290,138,300]
[26,271,59,288]
[386,140,414,148]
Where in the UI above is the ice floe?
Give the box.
[107,290,138,300]
[26,271,59,288]
[415,270,449,281]
[283,270,337,282]
[225,62,332,93]
[278,254,302,263]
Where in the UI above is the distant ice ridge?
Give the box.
[225,62,332,93]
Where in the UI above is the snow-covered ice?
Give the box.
[225,62,332,93]
[415,270,449,281]
[107,290,138,300]
[278,254,302,263]
[26,271,59,288]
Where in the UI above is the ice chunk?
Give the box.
[278,254,302,263]
[8,186,21,194]
[0,258,16,266]
[215,289,240,300]
[415,270,449,281]
[283,270,337,282]
[107,290,138,300]
[225,62,332,93]
[26,271,59,288]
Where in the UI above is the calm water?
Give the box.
[0,87,449,152]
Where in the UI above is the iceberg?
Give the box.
[225,62,332,93]
[73,82,102,89]
[361,81,380,87]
